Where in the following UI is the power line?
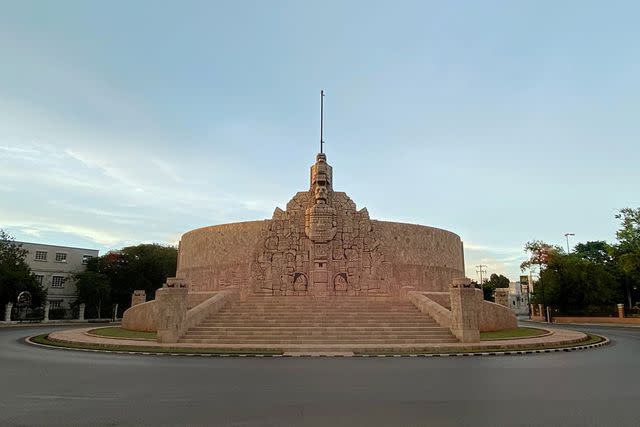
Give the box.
[476,264,487,286]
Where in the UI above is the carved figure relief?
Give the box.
[333,273,348,292]
[250,154,392,296]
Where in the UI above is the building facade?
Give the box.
[19,242,99,309]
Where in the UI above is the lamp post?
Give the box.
[564,233,575,253]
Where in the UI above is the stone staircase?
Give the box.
[178,296,458,347]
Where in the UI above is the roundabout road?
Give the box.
[0,323,638,426]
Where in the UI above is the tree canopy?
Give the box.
[74,243,177,316]
[0,229,46,308]
[477,273,511,301]
[522,208,640,310]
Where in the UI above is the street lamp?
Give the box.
[564,233,575,253]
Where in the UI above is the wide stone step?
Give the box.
[179,338,458,346]
[232,303,415,308]
[189,325,448,333]
[183,334,454,341]
[233,308,416,311]
[184,329,452,336]
[181,296,457,345]
[221,309,421,314]
[197,322,437,328]
[208,313,430,319]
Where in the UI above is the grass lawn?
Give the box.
[89,327,157,340]
[355,334,605,356]
[30,334,283,355]
[480,327,547,341]
[30,332,605,357]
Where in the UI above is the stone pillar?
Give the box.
[131,290,146,307]
[156,287,188,343]
[449,277,480,343]
[617,304,625,319]
[538,304,544,319]
[530,304,536,317]
[4,303,12,322]
[494,289,509,307]
[43,301,50,322]
[78,303,86,321]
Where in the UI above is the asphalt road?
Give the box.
[0,324,638,427]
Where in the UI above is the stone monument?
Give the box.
[124,151,518,343]
[174,152,466,297]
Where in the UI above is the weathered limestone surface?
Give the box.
[124,287,239,334]
[423,292,451,309]
[174,154,464,297]
[475,289,518,332]
[156,287,188,343]
[449,278,480,342]
[177,221,264,292]
[131,290,146,307]
[182,288,239,336]
[407,285,517,339]
[494,288,509,307]
[122,300,160,332]
[407,291,452,329]
[187,291,219,308]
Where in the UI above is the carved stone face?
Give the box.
[314,184,328,203]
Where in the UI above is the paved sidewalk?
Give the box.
[45,325,589,353]
[523,319,640,329]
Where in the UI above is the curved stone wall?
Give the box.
[374,221,464,292]
[176,219,464,295]
[174,154,465,296]
[176,221,265,292]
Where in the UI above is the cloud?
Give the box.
[19,228,42,238]
[5,219,125,247]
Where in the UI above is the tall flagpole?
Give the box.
[320,90,325,154]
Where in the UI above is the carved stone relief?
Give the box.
[249,154,392,296]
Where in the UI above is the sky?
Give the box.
[1,1,638,282]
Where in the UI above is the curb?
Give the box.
[24,335,610,358]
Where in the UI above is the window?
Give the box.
[51,276,65,288]
[55,252,67,263]
[34,274,44,285]
[82,254,93,264]
[49,300,62,309]
[35,250,48,261]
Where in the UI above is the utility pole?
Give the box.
[476,264,487,288]
[564,233,575,253]
[320,90,325,154]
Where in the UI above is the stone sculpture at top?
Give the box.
[249,151,393,297]
[305,153,337,243]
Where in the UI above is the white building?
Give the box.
[508,281,530,316]
[19,241,99,310]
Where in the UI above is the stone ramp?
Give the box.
[179,296,458,346]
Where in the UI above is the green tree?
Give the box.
[83,244,177,312]
[613,208,640,307]
[488,273,510,288]
[534,253,619,310]
[520,240,563,271]
[478,273,511,301]
[74,270,111,318]
[0,229,46,310]
[573,241,613,264]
